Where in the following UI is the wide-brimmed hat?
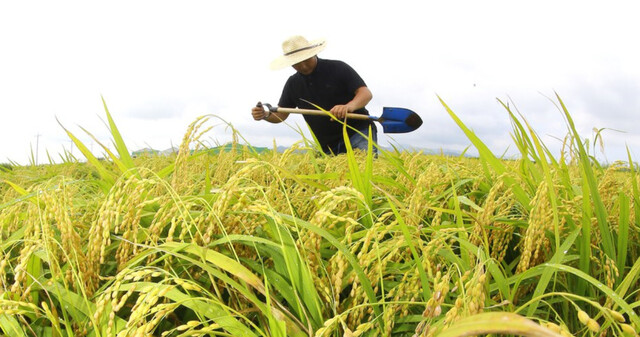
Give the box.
[270,35,327,70]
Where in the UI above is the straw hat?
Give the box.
[270,35,327,70]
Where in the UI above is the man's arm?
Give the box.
[330,86,373,119]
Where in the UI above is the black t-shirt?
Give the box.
[278,58,373,152]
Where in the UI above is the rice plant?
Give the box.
[0,95,638,337]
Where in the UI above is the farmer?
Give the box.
[251,35,377,155]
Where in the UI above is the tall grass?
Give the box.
[0,95,638,336]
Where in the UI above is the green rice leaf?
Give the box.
[163,242,265,294]
[614,250,640,306]
[263,216,323,329]
[278,213,384,327]
[127,241,307,337]
[525,227,580,316]
[388,196,431,302]
[456,195,483,212]
[541,263,640,328]
[77,125,129,177]
[0,314,26,337]
[523,118,561,252]
[616,192,630,283]
[56,118,115,190]
[437,312,563,337]
[116,282,259,337]
[1,179,37,205]
[556,93,616,263]
[101,96,139,177]
[439,96,531,209]
[40,281,127,336]
[627,146,640,226]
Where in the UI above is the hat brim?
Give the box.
[269,39,327,70]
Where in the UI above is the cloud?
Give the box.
[2,1,639,165]
[568,76,640,129]
[124,98,188,120]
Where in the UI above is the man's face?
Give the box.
[292,57,317,75]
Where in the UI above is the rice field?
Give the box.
[1,95,639,337]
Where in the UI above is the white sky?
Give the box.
[1,1,639,165]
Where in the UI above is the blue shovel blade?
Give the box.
[377,107,423,133]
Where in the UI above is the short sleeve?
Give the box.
[339,61,367,94]
[278,76,298,108]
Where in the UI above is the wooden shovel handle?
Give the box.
[275,107,371,120]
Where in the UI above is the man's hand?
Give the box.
[330,104,352,119]
[330,86,372,119]
[251,102,288,123]
[251,104,268,121]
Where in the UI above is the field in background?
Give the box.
[1,96,639,337]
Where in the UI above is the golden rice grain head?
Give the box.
[382,305,397,336]
[543,322,562,334]
[609,309,626,323]
[559,330,573,337]
[176,320,201,331]
[586,319,600,333]
[620,323,637,335]
[577,310,590,325]
[351,321,373,337]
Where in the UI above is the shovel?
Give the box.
[259,103,423,133]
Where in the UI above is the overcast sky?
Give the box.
[1,1,639,165]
